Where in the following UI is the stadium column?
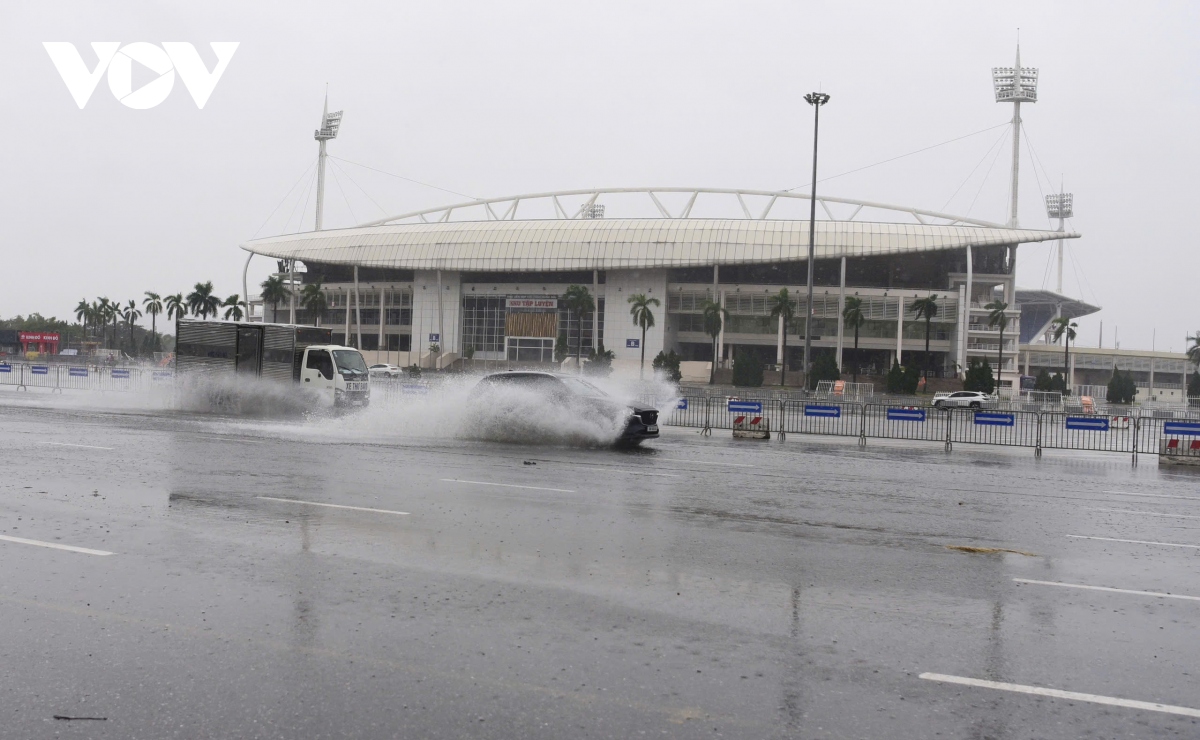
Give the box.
[343,289,351,347]
[957,284,967,378]
[378,286,384,355]
[354,266,363,351]
[593,270,599,354]
[963,245,973,375]
[836,255,846,370]
[776,313,784,365]
[717,289,726,368]
[895,296,904,365]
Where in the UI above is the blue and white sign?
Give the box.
[31,365,49,375]
[112,369,130,379]
[428,333,440,342]
[728,400,763,414]
[68,367,88,378]
[676,398,688,410]
[625,338,640,349]
[1066,416,1109,432]
[1164,421,1200,436]
[805,404,841,418]
[0,364,10,373]
[887,408,926,422]
[153,371,173,381]
[401,384,429,395]
[973,411,1014,427]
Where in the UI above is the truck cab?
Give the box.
[300,345,371,408]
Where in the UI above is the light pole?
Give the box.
[803,92,829,389]
[1044,189,1073,293]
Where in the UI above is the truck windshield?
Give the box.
[332,350,369,378]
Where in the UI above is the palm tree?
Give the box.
[766,288,797,386]
[97,298,114,348]
[122,300,142,356]
[911,294,939,381]
[142,292,163,352]
[222,294,248,321]
[299,284,327,326]
[701,299,729,385]
[260,275,290,323]
[842,296,866,383]
[187,281,221,319]
[985,300,1009,392]
[1051,316,1078,394]
[74,299,90,338]
[627,293,661,379]
[1187,332,1200,367]
[89,300,103,344]
[561,285,594,372]
[165,293,185,325]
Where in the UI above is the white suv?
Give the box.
[932,391,993,409]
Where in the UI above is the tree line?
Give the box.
[72,282,246,357]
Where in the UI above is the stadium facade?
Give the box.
[242,188,1077,387]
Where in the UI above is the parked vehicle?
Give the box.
[175,319,369,409]
[931,391,993,409]
[368,363,403,378]
[468,371,659,444]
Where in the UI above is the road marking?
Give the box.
[1067,534,1200,550]
[439,479,574,493]
[43,442,114,450]
[1102,490,1200,502]
[1089,507,1200,520]
[256,497,409,516]
[919,673,1200,719]
[1013,577,1200,602]
[584,467,679,478]
[656,458,755,468]
[0,534,113,556]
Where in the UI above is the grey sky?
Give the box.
[4,1,1196,351]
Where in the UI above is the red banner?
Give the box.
[18,332,60,342]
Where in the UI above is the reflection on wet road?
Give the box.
[1,401,1198,738]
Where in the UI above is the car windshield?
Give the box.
[333,350,369,377]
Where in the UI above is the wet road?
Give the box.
[1,397,1198,738]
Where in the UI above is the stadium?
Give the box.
[240,186,1077,388]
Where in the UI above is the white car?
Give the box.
[368,363,403,378]
[932,391,993,409]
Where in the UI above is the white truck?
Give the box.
[175,319,370,410]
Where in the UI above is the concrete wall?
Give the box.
[412,270,461,367]
[603,269,668,366]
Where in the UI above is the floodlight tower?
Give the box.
[313,93,343,231]
[992,47,1038,228]
[1045,189,1074,293]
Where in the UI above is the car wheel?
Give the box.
[933,401,943,409]
[969,401,981,409]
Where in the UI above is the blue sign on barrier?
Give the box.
[401,384,429,395]
[728,400,763,414]
[1164,421,1200,436]
[676,398,688,410]
[0,364,10,373]
[805,404,841,418]
[32,365,49,375]
[974,412,1014,427]
[887,408,926,422]
[112,369,131,379]
[153,371,173,381]
[1066,416,1109,432]
[68,367,88,378]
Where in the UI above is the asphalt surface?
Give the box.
[1,391,1198,738]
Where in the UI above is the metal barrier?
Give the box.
[663,396,710,430]
[948,409,1039,449]
[863,404,951,445]
[1039,412,1137,456]
[782,400,863,439]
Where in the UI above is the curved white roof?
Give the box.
[242,218,1077,272]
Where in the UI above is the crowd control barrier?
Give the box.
[0,362,162,392]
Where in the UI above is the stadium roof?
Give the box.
[241,188,1079,272]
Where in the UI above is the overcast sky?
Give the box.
[4,1,1196,351]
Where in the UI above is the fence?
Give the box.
[0,361,163,392]
[660,395,1198,465]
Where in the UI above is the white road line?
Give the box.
[1102,490,1200,502]
[439,479,574,493]
[42,442,114,450]
[0,534,113,556]
[1013,577,1200,602]
[583,467,680,478]
[919,673,1200,719]
[1067,534,1200,550]
[1089,507,1200,520]
[256,497,409,516]
[655,458,755,468]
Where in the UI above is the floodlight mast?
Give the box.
[992,46,1038,229]
[1045,189,1074,293]
[313,92,343,231]
[802,91,830,387]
